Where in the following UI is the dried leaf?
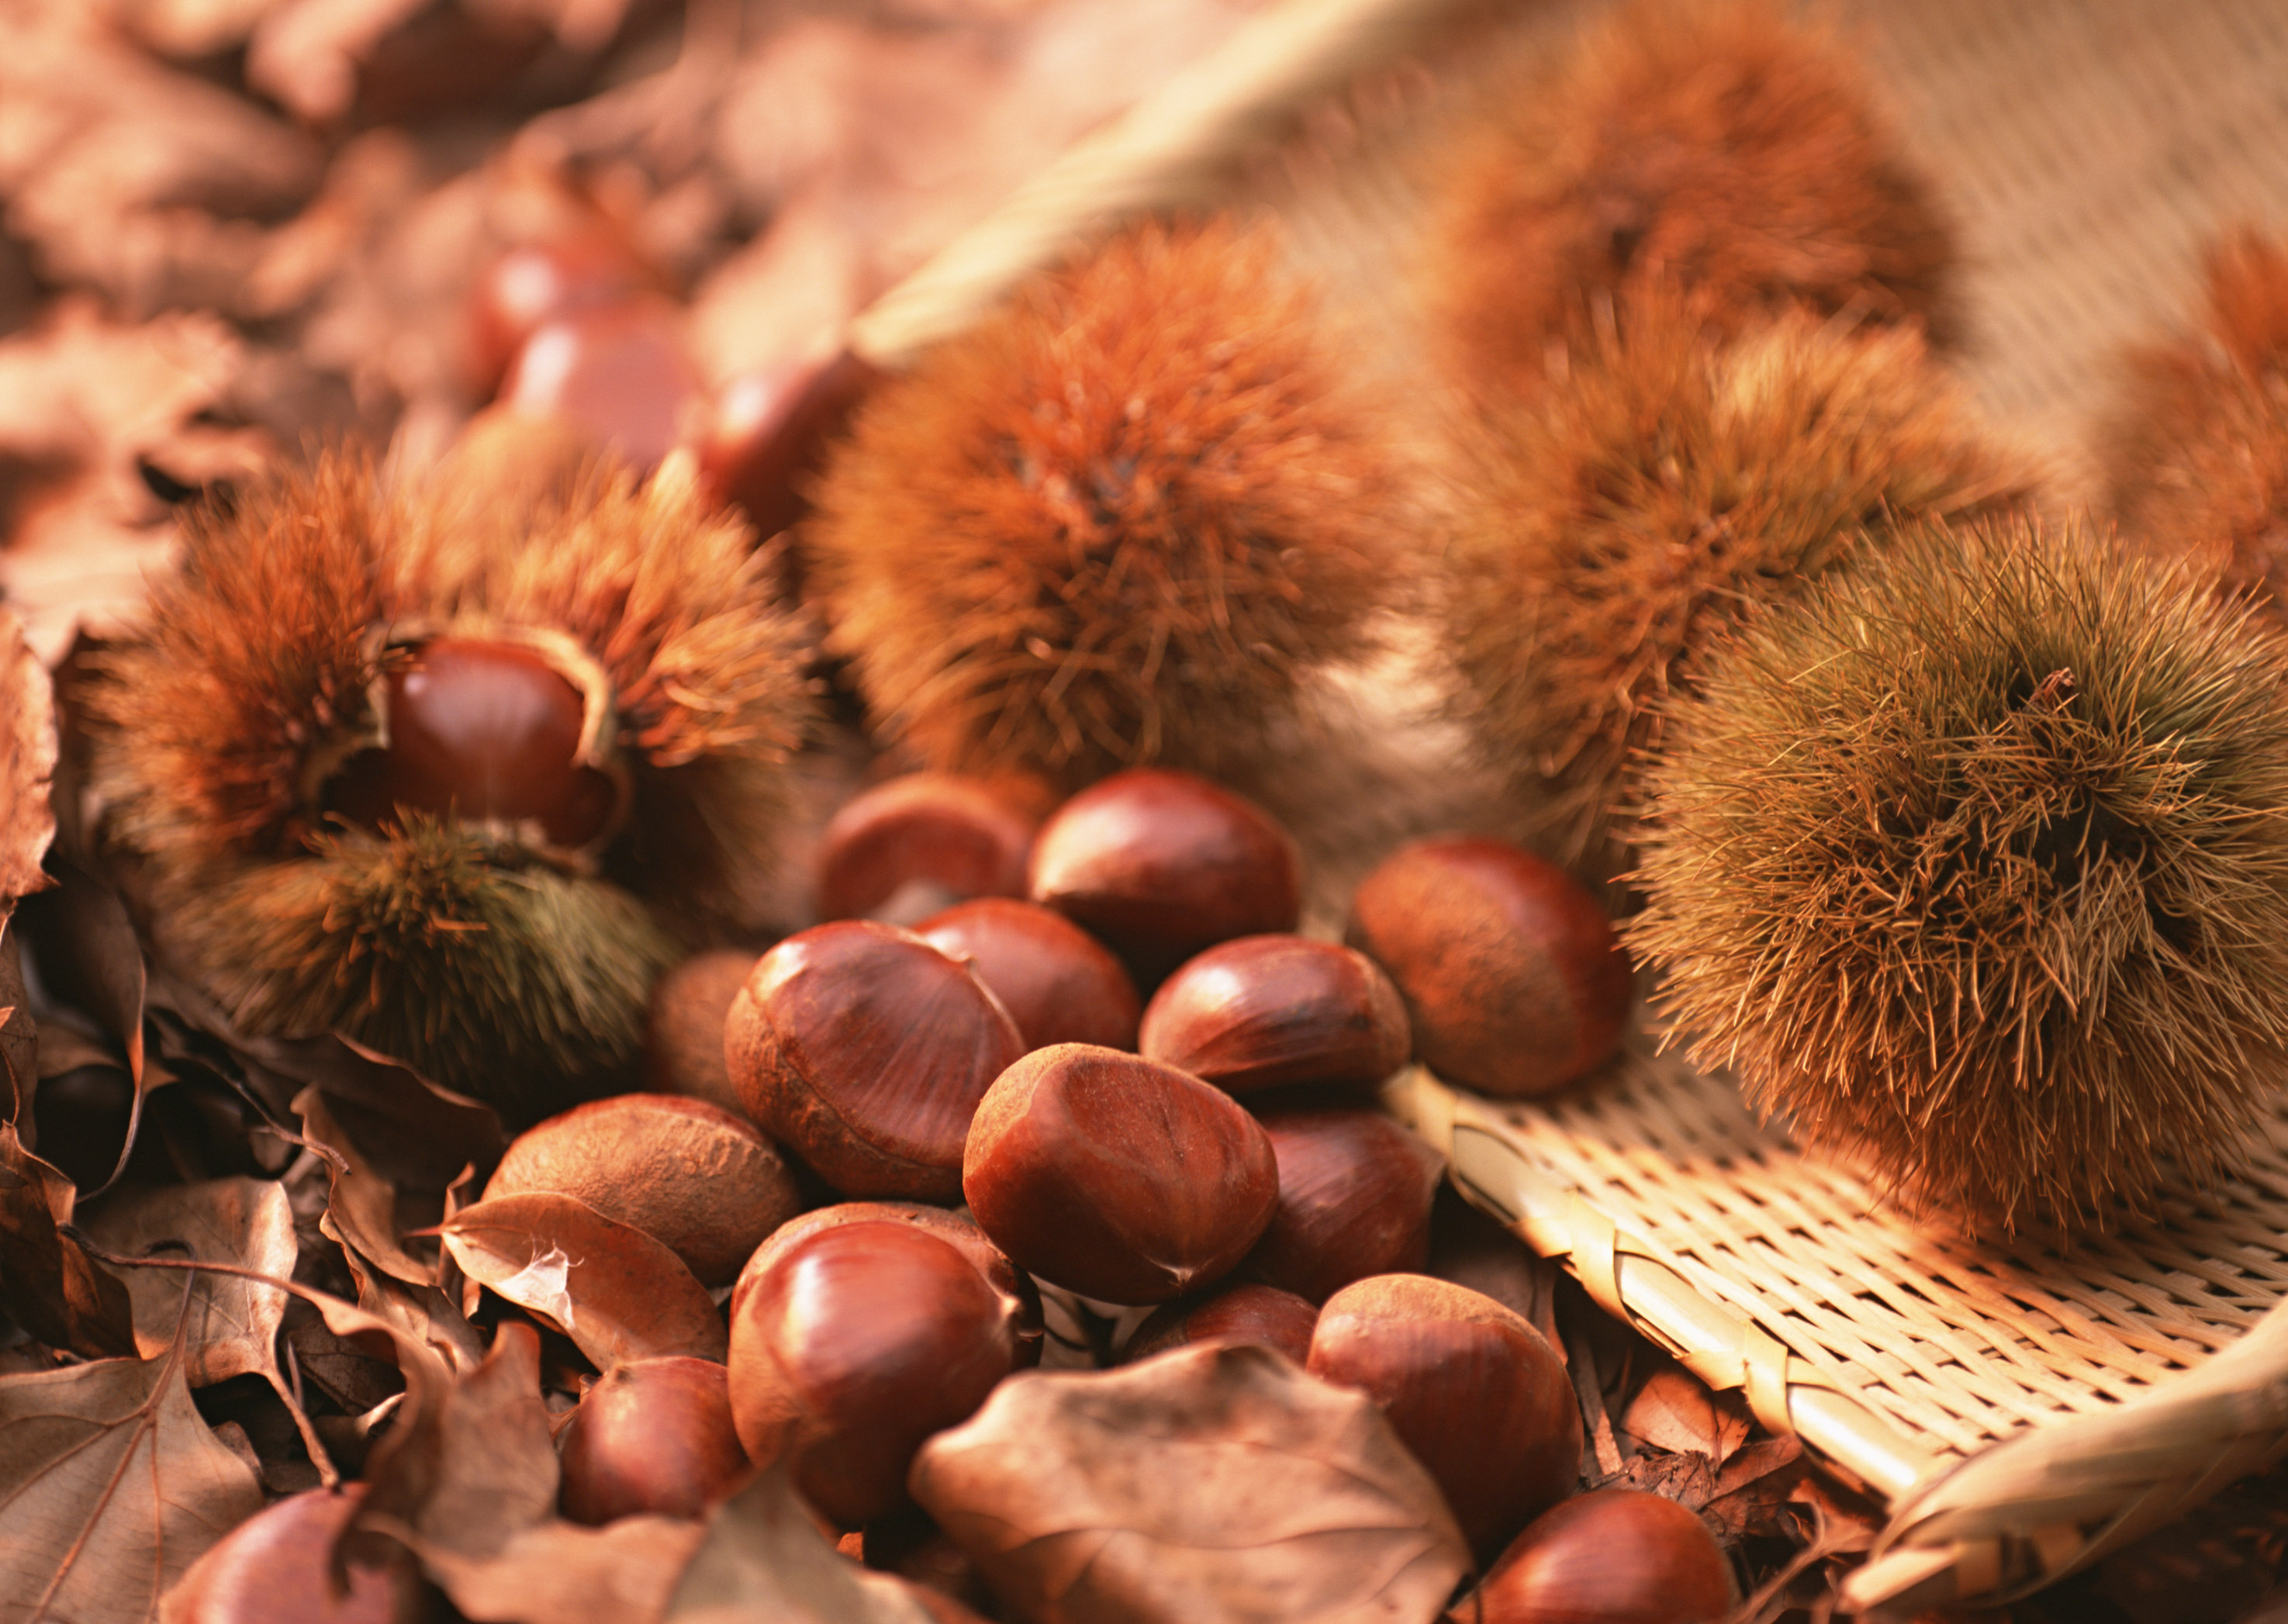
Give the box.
[358,1320,559,1567]
[82,1177,296,1384]
[665,1460,942,1624]
[0,921,38,1126]
[0,1336,263,1624]
[440,1192,729,1367]
[296,1083,439,1289]
[16,859,149,1194]
[0,1120,135,1357]
[0,12,320,312]
[0,610,57,908]
[1699,1437,1809,1543]
[403,1513,707,1624]
[1619,1367,1750,1464]
[911,1341,1471,1624]
[267,1032,504,1190]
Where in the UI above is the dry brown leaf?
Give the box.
[0,9,320,313]
[665,1459,945,1624]
[911,1340,1471,1624]
[403,1513,708,1624]
[0,299,271,662]
[105,0,294,59]
[82,1178,297,1386]
[1619,1367,1750,1465]
[1699,1437,1809,1543]
[268,1034,503,1194]
[440,1191,729,1367]
[17,860,149,1165]
[0,921,39,1127]
[0,610,57,910]
[0,1332,264,1624]
[78,1177,337,1485]
[355,1319,559,1570]
[296,1083,487,1373]
[0,1120,136,1357]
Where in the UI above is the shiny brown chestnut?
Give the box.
[963,1043,1280,1304]
[483,1093,800,1287]
[735,1201,1044,1368]
[727,921,1025,1201]
[1139,935,1408,1093]
[1346,837,1631,1098]
[1243,1107,1444,1304]
[164,1485,409,1623]
[697,350,887,541]
[1124,1282,1319,1366]
[1028,769,1302,985]
[499,297,703,472]
[468,232,656,392]
[1467,1488,1732,1624]
[559,1356,750,1525]
[918,897,1141,1052]
[728,1219,1019,1528]
[642,948,762,1114]
[326,635,621,850]
[818,773,1046,924]
[1308,1273,1581,1561]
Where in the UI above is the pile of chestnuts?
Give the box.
[496,765,1723,1622]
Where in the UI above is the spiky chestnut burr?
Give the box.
[1440,290,2031,865]
[2105,230,2288,606]
[1627,516,2288,1233]
[85,451,814,1121]
[1425,0,1954,399]
[807,219,1408,793]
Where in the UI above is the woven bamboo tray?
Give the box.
[1384,1045,2288,1615]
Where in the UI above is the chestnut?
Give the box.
[482,1093,801,1287]
[499,298,703,472]
[1308,1273,1581,1561]
[164,1485,409,1622]
[728,1219,1019,1528]
[325,635,621,850]
[641,948,762,1114]
[1346,836,1631,1098]
[1243,1106,1444,1304]
[1139,935,1408,1093]
[963,1043,1280,1304]
[558,1356,750,1525]
[467,231,655,392]
[736,1201,1045,1368]
[727,921,1025,1201]
[1028,769,1302,985]
[1124,1282,1319,1365]
[1468,1488,1732,1624]
[917,897,1141,1052]
[817,772,1047,926]
[696,350,885,541]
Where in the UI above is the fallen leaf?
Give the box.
[0,610,57,909]
[1699,1437,1809,1543]
[665,1460,943,1624]
[267,1033,504,1191]
[910,1340,1471,1624]
[1619,1367,1750,1466]
[358,1319,559,1567]
[16,860,142,1072]
[81,1177,296,1381]
[296,1084,438,1289]
[0,920,38,1125]
[79,1177,336,1484]
[440,1191,729,1367]
[0,10,321,313]
[298,1084,486,1372]
[401,1513,707,1624]
[0,1332,263,1624]
[0,1119,136,1357]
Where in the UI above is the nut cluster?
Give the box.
[444,761,1668,1617]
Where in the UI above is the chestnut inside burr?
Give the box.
[326,635,621,850]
